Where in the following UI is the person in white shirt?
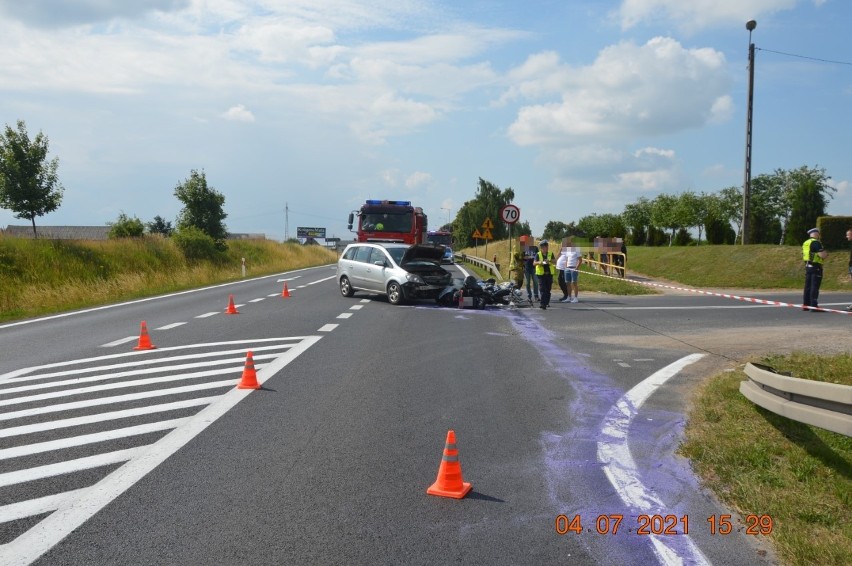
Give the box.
[562,238,583,303]
[556,245,569,302]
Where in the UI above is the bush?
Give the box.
[172,226,220,261]
[108,213,145,238]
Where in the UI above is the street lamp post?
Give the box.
[441,207,451,226]
[742,19,757,245]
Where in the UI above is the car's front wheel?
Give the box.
[387,281,404,305]
[339,276,355,297]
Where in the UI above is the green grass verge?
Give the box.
[0,235,338,322]
[680,353,852,566]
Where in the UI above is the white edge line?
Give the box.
[0,335,322,566]
[597,353,711,566]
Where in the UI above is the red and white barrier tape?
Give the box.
[565,267,852,315]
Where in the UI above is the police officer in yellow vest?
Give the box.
[534,239,557,309]
[802,227,828,311]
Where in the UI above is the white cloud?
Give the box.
[405,171,432,189]
[616,0,797,32]
[506,37,731,146]
[221,104,255,122]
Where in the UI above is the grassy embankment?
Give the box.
[681,353,851,566]
[464,239,851,565]
[0,234,337,322]
[465,239,850,291]
[3,235,849,564]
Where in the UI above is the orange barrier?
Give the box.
[133,321,157,351]
[225,294,240,314]
[237,351,260,389]
[427,429,472,499]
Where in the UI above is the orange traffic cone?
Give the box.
[225,294,240,314]
[237,351,260,389]
[282,282,291,298]
[427,430,472,499]
[133,321,156,351]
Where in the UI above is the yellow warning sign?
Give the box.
[481,218,494,229]
[482,228,493,240]
[472,229,483,239]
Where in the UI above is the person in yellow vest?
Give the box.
[802,227,828,312]
[534,239,557,309]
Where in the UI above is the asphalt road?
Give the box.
[1,265,849,565]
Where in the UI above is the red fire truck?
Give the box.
[348,200,428,244]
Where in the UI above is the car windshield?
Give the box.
[386,247,406,264]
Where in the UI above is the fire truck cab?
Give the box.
[348,200,428,244]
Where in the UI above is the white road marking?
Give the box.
[336,313,353,319]
[277,276,302,282]
[195,312,219,318]
[359,299,370,303]
[0,448,143,488]
[0,488,89,524]
[349,305,363,310]
[597,353,710,566]
[634,358,655,362]
[0,381,236,422]
[0,418,189,460]
[0,336,322,565]
[307,275,336,285]
[318,324,338,332]
[101,336,137,348]
[0,397,218,438]
[1,338,309,382]
[267,293,280,297]
[155,322,186,330]
[617,362,630,368]
[249,298,265,303]
[0,365,265,407]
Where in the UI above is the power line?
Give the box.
[757,47,852,66]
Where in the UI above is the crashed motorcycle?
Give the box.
[436,276,528,309]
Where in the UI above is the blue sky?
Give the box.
[1,0,849,240]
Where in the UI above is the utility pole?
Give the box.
[284,202,289,241]
[742,20,757,245]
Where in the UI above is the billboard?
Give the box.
[297,227,326,238]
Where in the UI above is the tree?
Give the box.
[651,193,679,246]
[716,186,743,243]
[147,215,174,236]
[454,178,515,247]
[673,191,701,243]
[174,170,228,246]
[108,212,145,238]
[782,166,834,245]
[621,197,652,246]
[0,120,64,237]
[542,220,571,241]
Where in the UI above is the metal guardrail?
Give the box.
[740,362,852,437]
[457,253,504,281]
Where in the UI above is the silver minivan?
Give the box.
[337,243,452,305]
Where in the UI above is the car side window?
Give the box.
[353,246,373,263]
[343,247,358,260]
[369,248,388,266]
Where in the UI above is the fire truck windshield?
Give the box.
[361,213,412,233]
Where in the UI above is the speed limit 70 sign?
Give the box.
[500,204,520,224]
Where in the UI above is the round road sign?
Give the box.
[500,204,520,224]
